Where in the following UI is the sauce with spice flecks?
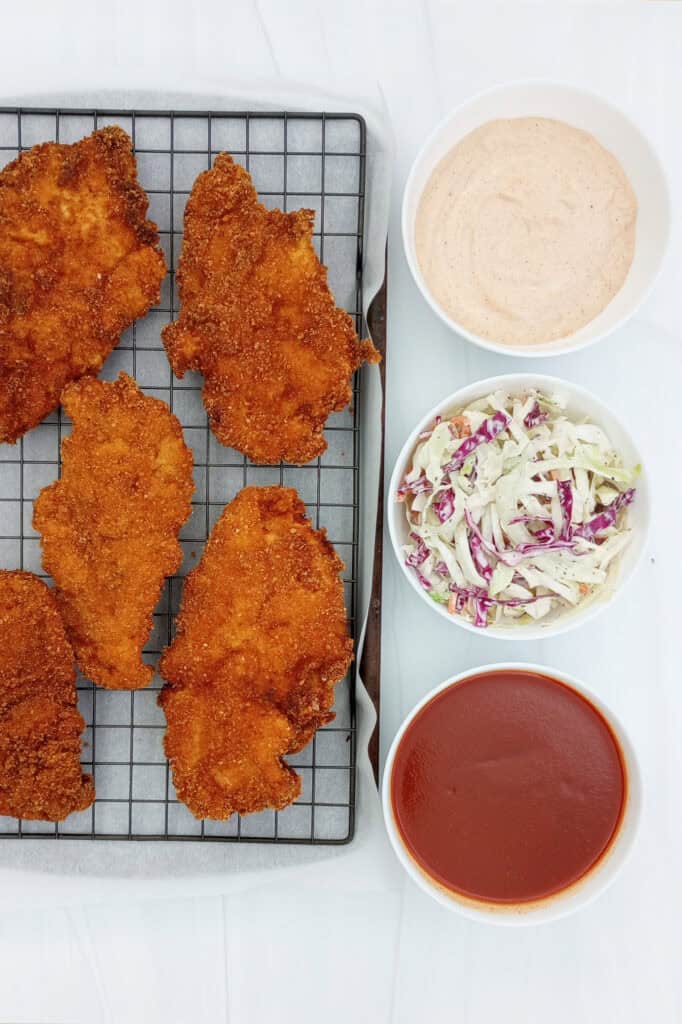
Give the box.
[415,118,637,346]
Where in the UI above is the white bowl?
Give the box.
[382,662,642,926]
[402,80,671,357]
[388,373,650,640]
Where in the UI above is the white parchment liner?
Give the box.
[0,79,402,908]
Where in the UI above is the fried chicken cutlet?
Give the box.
[162,154,379,465]
[159,486,353,819]
[33,373,194,691]
[0,570,94,820]
[0,126,166,443]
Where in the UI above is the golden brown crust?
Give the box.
[162,153,379,465]
[33,373,194,690]
[159,486,353,820]
[0,126,167,443]
[0,570,94,821]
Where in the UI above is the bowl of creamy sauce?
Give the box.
[403,82,670,356]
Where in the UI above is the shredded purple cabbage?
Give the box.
[573,488,635,542]
[433,487,455,524]
[405,534,429,568]
[510,540,577,562]
[556,479,573,541]
[464,508,579,566]
[448,583,550,610]
[447,583,551,628]
[469,531,493,581]
[509,514,554,526]
[449,583,487,600]
[464,509,504,560]
[473,598,491,628]
[434,561,450,577]
[523,401,550,429]
[443,411,509,473]
[397,473,433,498]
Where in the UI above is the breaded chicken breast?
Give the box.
[0,126,166,443]
[159,486,353,819]
[0,570,94,821]
[33,373,194,690]
[162,154,379,465]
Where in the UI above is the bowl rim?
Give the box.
[401,77,672,358]
[387,372,651,640]
[381,661,642,926]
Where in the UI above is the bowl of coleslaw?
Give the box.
[388,374,649,639]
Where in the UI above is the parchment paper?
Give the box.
[0,78,401,909]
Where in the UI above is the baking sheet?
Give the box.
[0,81,394,906]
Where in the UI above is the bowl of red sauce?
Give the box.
[382,663,641,924]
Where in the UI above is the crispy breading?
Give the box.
[0,126,166,443]
[162,153,379,465]
[33,373,194,691]
[0,570,94,821]
[159,486,353,819]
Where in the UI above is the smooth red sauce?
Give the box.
[391,669,626,904]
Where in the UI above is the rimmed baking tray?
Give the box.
[0,105,374,844]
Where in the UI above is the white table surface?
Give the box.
[1,2,682,1021]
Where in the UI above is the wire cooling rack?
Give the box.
[0,107,368,844]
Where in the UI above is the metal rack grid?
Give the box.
[0,106,368,844]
